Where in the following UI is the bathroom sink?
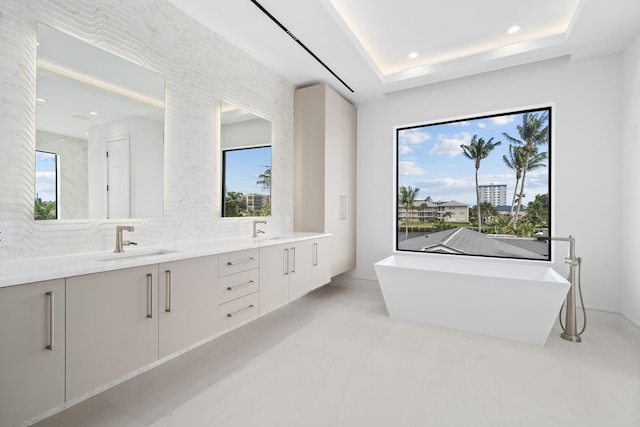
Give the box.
[253,236,285,244]
[97,249,179,262]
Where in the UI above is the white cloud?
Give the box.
[398,144,413,155]
[398,161,427,176]
[429,132,471,157]
[477,122,486,128]
[490,115,515,126]
[399,128,431,145]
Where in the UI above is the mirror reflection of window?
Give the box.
[35,150,58,220]
[220,102,272,218]
[222,146,272,217]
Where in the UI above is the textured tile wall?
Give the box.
[0,0,295,261]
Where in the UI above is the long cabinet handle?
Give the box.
[313,243,318,266]
[227,280,254,291]
[291,247,296,273]
[147,273,153,318]
[227,257,255,266]
[284,248,289,275]
[46,291,55,351]
[226,304,255,318]
[343,195,347,220]
[339,195,347,220]
[165,270,172,313]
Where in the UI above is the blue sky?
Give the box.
[397,110,549,207]
[224,146,271,195]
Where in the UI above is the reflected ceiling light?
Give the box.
[507,25,521,35]
[89,111,98,116]
[36,97,47,103]
[408,51,418,59]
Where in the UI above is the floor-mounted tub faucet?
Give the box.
[538,235,585,342]
[114,225,137,253]
[253,220,267,238]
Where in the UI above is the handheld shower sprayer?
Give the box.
[537,235,586,342]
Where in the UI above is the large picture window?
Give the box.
[396,106,552,261]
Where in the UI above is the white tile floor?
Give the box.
[34,283,640,427]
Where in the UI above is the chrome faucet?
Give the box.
[252,220,267,238]
[114,225,137,253]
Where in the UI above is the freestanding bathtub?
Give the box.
[374,255,570,345]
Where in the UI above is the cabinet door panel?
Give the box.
[66,266,158,400]
[0,280,65,427]
[259,243,290,313]
[159,256,218,358]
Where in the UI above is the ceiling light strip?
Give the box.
[249,0,354,93]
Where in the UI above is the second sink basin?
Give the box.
[98,249,179,263]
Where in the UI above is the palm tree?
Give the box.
[460,135,501,231]
[399,185,419,239]
[256,167,271,190]
[503,145,547,221]
[502,112,549,222]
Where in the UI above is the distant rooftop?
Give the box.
[398,227,547,260]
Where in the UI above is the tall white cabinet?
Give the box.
[294,84,356,277]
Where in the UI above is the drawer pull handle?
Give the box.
[46,291,55,351]
[227,280,255,291]
[227,304,255,318]
[227,257,255,266]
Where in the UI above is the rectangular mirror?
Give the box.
[35,23,165,220]
[220,102,272,217]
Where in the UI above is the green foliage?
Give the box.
[34,197,56,220]
[224,191,246,217]
[432,221,457,232]
[525,194,549,227]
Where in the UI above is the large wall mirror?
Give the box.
[220,102,272,217]
[35,23,165,220]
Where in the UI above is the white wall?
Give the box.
[0,0,294,260]
[622,35,640,326]
[353,55,623,313]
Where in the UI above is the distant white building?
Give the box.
[479,184,507,206]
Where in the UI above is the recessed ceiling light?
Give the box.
[507,25,521,35]
[89,111,98,116]
[36,97,47,103]
[408,52,418,59]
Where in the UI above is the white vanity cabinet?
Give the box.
[0,279,65,427]
[158,256,218,358]
[217,248,260,332]
[288,237,331,300]
[66,265,159,400]
[294,83,356,277]
[260,237,331,311]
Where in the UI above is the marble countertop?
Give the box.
[0,232,331,288]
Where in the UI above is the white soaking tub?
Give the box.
[374,255,570,345]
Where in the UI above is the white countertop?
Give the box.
[0,232,331,288]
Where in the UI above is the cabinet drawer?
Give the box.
[218,292,260,332]
[218,268,260,304]
[218,248,260,277]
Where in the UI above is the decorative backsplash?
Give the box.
[0,0,295,261]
